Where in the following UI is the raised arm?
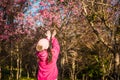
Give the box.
[51,37,60,55]
[51,30,60,57]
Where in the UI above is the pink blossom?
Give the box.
[0,35,9,40]
[48,0,55,4]
[60,0,64,2]
[39,1,46,6]
[4,25,9,29]
[14,0,26,3]
[0,11,3,17]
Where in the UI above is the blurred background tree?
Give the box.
[0,0,120,80]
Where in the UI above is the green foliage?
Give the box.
[1,68,10,80]
[0,0,120,80]
[82,63,103,79]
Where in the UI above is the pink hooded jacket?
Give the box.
[36,37,60,80]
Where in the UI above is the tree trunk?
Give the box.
[115,53,119,70]
[112,25,120,80]
[27,69,30,79]
[70,57,76,80]
[25,65,30,79]
[10,50,14,80]
[16,53,22,80]
[113,52,120,80]
[16,45,22,80]
[20,56,22,79]
[0,66,1,80]
[32,66,37,77]
[82,74,85,80]
[16,55,20,80]
[61,57,65,80]
[70,51,77,80]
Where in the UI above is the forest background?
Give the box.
[0,0,120,80]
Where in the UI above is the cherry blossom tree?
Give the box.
[0,0,120,80]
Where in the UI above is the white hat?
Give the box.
[36,38,49,51]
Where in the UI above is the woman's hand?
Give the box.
[45,30,51,40]
[52,30,57,38]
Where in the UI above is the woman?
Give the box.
[36,30,60,80]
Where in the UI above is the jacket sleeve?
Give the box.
[36,51,47,62]
[51,37,60,57]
